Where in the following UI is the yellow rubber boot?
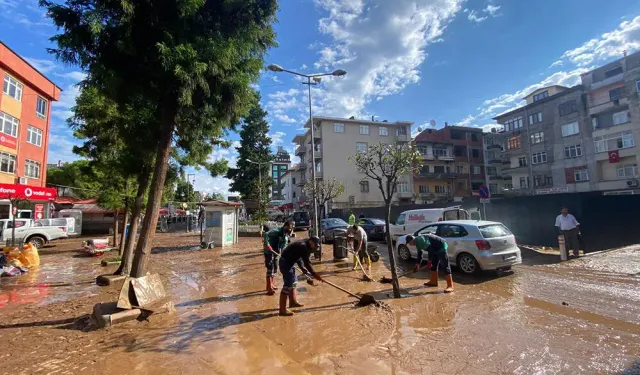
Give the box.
[279,293,293,316]
[425,271,438,287]
[444,275,455,293]
[289,289,304,308]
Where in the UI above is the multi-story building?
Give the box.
[413,124,485,203]
[292,116,413,210]
[280,164,303,210]
[493,84,595,196]
[0,42,60,219]
[270,146,290,202]
[581,50,640,193]
[483,129,509,196]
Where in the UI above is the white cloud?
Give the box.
[561,16,640,67]
[457,114,476,127]
[274,113,297,124]
[51,110,74,121]
[193,172,233,198]
[47,132,82,164]
[55,71,87,82]
[464,4,500,23]
[25,57,57,73]
[269,131,286,147]
[549,60,563,68]
[484,4,501,17]
[466,10,487,23]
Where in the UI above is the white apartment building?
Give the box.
[293,116,414,210]
[280,165,303,210]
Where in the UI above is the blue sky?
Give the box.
[1,0,640,197]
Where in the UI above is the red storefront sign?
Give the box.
[0,134,18,150]
[35,204,44,219]
[0,184,57,200]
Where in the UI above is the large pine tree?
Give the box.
[227,94,273,202]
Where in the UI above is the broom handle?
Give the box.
[322,279,362,300]
[266,247,312,280]
[398,264,429,278]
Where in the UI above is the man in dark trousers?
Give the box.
[278,236,324,316]
[555,207,581,257]
[262,220,293,295]
[406,233,454,293]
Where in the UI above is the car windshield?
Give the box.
[323,218,347,226]
[479,224,512,239]
[369,219,385,225]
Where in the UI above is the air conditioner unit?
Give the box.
[18,177,27,185]
[626,179,639,188]
[349,195,355,205]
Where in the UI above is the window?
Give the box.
[545,176,553,186]
[419,185,429,193]
[395,213,406,225]
[0,112,19,138]
[471,133,478,141]
[292,177,296,185]
[379,126,388,136]
[439,225,468,238]
[487,167,496,176]
[605,66,623,78]
[396,126,407,136]
[609,87,625,101]
[592,117,599,129]
[574,169,589,182]
[435,185,446,194]
[472,166,481,175]
[434,166,445,173]
[27,126,42,147]
[333,123,344,133]
[613,111,630,125]
[359,125,370,135]
[561,122,579,137]
[489,183,497,194]
[559,100,577,116]
[3,75,23,101]
[534,176,541,187]
[26,160,41,178]
[360,180,370,193]
[315,162,321,172]
[530,131,544,144]
[396,181,409,193]
[594,130,635,153]
[35,96,48,119]
[356,142,368,153]
[472,149,479,158]
[293,192,296,198]
[417,225,438,235]
[617,164,636,178]
[0,152,15,174]
[564,144,582,159]
[518,156,527,167]
[479,224,512,239]
[456,165,465,173]
[533,91,548,102]
[528,112,543,125]
[432,148,447,157]
[504,183,513,190]
[520,177,528,188]
[507,136,521,150]
[504,116,523,131]
[457,180,467,190]
[532,152,547,165]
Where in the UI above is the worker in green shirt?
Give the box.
[263,220,293,295]
[348,211,356,226]
[405,232,454,293]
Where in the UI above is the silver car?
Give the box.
[395,220,521,274]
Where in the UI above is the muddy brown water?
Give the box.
[0,233,639,374]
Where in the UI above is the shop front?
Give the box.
[0,183,57,220]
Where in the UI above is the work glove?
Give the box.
[313,273,324,282]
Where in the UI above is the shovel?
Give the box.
[380,263,430,284]
[322,279,378,307]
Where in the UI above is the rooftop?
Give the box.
[493,85,584,120]
[303,115,413,129]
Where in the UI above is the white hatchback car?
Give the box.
[395,220,521,275]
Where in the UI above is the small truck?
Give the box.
[0,219,68,248]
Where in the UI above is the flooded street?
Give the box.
[0,233,638,374]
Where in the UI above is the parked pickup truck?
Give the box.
[0,219,68,248]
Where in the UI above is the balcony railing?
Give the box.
[437,155,455,161]
[295,146,306,156]
[397,191,413,198]
[418,172,457,179]
[488,158,502,164]
[421,154,435,160]
[396,134,408,142]
[487,144,502,150]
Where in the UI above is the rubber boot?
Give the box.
[352,254,358,271]
[289,289,304,308]
[424,271,438,287]
[444,275,455,293]
[279,293,293,316]
[271,276,278,290]
[266,277,275,295]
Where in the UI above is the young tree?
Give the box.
[174,178,197,204]
[349,142,421,298]
[303,178,345,220]
[43,0,278,278]
[46,160,100,199]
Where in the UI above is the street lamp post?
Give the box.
[267,64,346,238]
[247,159,269,226]
[187,173,196,232]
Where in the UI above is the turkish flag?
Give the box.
[608,150,620,163]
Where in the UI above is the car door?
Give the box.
[390,213,407,240]
[412,224,439,259]
[436,224,469,263]
[357,219,372,236]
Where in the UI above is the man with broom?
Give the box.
[347,223,370,272]
[263,220,294,295]
[278,236,324,316]
[405,232,454,293]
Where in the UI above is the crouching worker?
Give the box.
[263,221,293,295]
[278,236,324,316]
[406,233,454,293]
[346,224,369,271]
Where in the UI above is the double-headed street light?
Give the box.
[267,64,346,237]
[247,158,270,225]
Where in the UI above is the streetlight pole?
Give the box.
[267,64,346,238]
[186,173,196,232]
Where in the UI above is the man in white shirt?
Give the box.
[346,224,369,271]
[555,207,581,257]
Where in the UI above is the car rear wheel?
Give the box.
[457,253,479,275]
[397,244,411,261]
[27,235,46,248]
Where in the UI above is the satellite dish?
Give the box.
[417,127,423,132]
[313,77,322,83]
[429,119,436,127]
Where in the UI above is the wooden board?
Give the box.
[131,274,167,309]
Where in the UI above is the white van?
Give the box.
[389,206,474,242]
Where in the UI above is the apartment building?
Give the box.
[581,51,640,193]
[413,124,485,203]
[270,146,290,201]
[483,129,509,195]
[280,165,303,209]
[292,116,413,210]
[493,84,595,196]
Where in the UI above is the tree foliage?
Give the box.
[174,178,197,203]
[303,178,345,219]
[349,142,422,298]
[46,160,99,199]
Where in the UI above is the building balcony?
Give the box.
[417,172,457,179]
[396,134,408,142]
[295,146,306,156]
[455,155,468,162]
[589,97,630,116]
[502,164,528,173]
[502,188,531,197]
[488,175,502,181]
[502,159,510,165]
[296,180,305,187]
[307,150,322,161]
[421,154,435,160]
[419,192,450,200]
[296,164,306,171]
[437,155,455,161]
[488,158,502,164]
[487,144,502,150]
[397,191,413,199]
[590,72,624,91]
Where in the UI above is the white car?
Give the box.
[389,206,478,242]
[0,219,68,248]
[395,220,521,275]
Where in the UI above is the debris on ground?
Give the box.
[82,239,115,256]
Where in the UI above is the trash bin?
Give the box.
[333,228,348,260]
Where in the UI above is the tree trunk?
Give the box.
[130,117,175,278]
[113,209,119,248]
[385,202,401,298]
[118,205,130,257]
[115,170,150,276]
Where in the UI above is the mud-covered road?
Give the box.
[0,233,638,374]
